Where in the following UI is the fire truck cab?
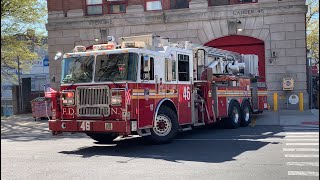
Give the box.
[48,34,268,144]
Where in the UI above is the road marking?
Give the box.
[284,129,319,131]
[285,139,319,141]
[286,143,319,146]
[285,135,319,138]
[284,127,319,130]
[283,148,319,152]
[286,132,319,135]
[261,132,273,135]
[287,162,319,166]
[174,138,282,142]
[285,154,319,158]
[288,171,319,176]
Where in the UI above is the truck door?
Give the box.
[177,53,192,124]
[138,54,156,128]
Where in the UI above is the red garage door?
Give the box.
[205,35,266,82]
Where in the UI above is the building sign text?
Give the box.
[88,19,112,26]
[233,9,265,16]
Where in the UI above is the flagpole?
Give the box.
[44,84,50,120]
[125,82,129,135]
[17,56,22,113]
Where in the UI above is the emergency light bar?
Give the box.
[93,42,117,51]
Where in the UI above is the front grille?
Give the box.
[78,107,110,116]
[76,86,110,116]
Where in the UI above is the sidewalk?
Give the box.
[2,109,318,132]
[1,113,49,136]
[255,109,319,126]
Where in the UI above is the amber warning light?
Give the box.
[63,92,74,98]
[93,43,116,51]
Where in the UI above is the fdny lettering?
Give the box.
[111,108,118,115]
[111,108,125,115]
[62,108,75,115]
[62,107,121,116]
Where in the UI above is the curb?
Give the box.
[302,121,319,125]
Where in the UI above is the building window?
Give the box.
[208,0,230,6]
[208,0,257,6]
[170,0,189,9]
[107,0,126,14]
[238,0,257,3]
[86,0,103,15]
[86,0,126,15]
[146,0,163,11]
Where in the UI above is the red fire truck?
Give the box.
[47,34,268,144]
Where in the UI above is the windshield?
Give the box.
[95,53,138,82]
[61,56,94,83]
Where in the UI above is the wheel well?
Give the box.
[229,99,240,107]
[241,99,252,111]
[153,99,178,128]
[160,100,177,115]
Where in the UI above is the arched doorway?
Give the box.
[205,35,266,82]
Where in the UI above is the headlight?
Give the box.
[111,90,123,105]
[111,95,122,105]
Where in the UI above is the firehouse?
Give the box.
[47,34,267,144]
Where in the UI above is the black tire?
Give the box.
[86,133,118,144]
[225,101,241,129]
[240,101,252,127]
[147,106,178,144]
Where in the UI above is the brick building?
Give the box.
[46,0,309,109]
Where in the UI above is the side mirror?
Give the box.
[143,55,150,72]
[54,52,62,61]
[143,73,150,80]
[51,75,56,82]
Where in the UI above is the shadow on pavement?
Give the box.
[1,114,86,142]
[59,126,283,164]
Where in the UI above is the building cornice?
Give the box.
[47,1,307,31]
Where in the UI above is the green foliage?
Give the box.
[1,0,47,83]
[1,0,47,34]
[306,0,319,64]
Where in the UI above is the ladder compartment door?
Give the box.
[251,83,259,111]
[177,53,192,124]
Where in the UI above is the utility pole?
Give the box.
[307,49,313,109]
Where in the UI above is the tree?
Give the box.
[1,0,47,83]
[306,0,319,64]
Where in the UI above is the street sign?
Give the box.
[43,56,49,66]
[288,94,299,104]
[283,77,294,91]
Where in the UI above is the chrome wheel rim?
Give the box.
[244,107,250,122]
[153,115,172,136]
[233,107,239,124]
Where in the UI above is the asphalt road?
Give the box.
[1,115,319,180]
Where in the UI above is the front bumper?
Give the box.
[49,120,131,135]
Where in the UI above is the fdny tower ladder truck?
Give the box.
[47,34,268,144]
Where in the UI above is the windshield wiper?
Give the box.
[65,80,77,90]
[104,77,120,88]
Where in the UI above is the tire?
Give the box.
[240,101,252,127]
[86,133,118,144]
[147,106,178,144]
[225,101,241,129]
